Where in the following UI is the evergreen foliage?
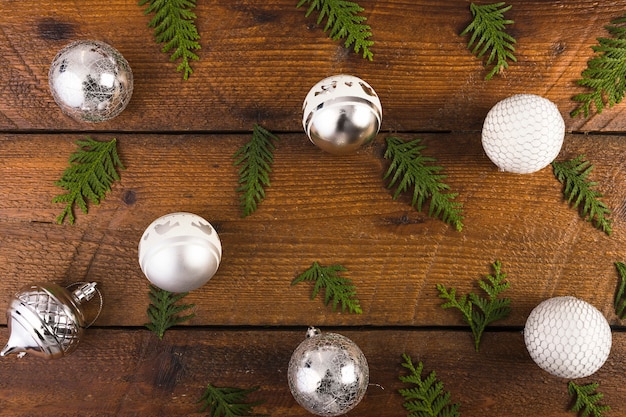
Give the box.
[571,14,626,118]
[297,0,374,60]
[614,261,626,319]
[398,353,461,417]
[460,2,516,80]
[437,261,511,352]
[568,381,611,417]
[198,384,269,417]
[145,284,195,339]
[233,125,279,218]
[53,137,124,225]
[552,156,612,236]
[383,136,464,232]
[139,0,201,80]
[291,262,362,314]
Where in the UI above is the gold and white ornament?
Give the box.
[1,282,101,359]
[288,327,369,416]
[138,212,222,293]
[48,40,133,122]
[302,74,382,155]
[524,296,612,379]
[481,94,564,174]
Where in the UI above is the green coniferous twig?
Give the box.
[460,2,516,80]
[568,381,611,417]
[552,155,612,236]
[571,14,626,118]
[291,262,362,314]
[197,384,269,417]
[398,353,461,417]
[53,137,124,225]
[145,285,195,339]
[233,125,279,218]
[297,0,374,60]
[139,0,201,80]
[383,136,464,231]
[437,260,511,352]
[614,261,626,319]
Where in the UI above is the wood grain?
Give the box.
[2,2,626,416]
[0,132,624,327]
[0,328,624,417]
[2,1,626,132]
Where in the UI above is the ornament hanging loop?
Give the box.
[66,281,103,328]
[305,326,321,338]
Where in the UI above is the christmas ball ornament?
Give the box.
[1,282,101,359]
[288,327,369,416]
[138,212,222,293]
[524,296,612,379]
[49,40,133,122]
[302,74,382,155]
[481,94,564,174]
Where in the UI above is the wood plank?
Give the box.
[0,328,624,416]
[0,132,624,327]
[2,1,626,132]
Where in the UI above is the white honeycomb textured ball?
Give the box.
[524,296,611,379]
[481,94,565,174]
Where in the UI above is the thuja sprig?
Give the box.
[233,125,279,217]
[398,353,461,417]
[197,384,269,417]
[291,262,362,314]
[297,0,374,60]
[552,155,612,236]
[53,137,124,225]
[139,0,201,80]
[436,260,511,352]
[568,381,611,417]
[571,14,626,118]
[614,262,626,319]
[145,284,195,339]
[460,2,516,80]
[383,136,464,231]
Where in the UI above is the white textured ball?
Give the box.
[524,296,611,379]
[481,94,564,174]
[138,212,222,293]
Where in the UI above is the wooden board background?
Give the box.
[1,1,625,416]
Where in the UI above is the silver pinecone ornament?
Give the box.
[1,282,100,359]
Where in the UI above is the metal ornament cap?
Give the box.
[48,40,133,123]
[302,74,382,155]
[288,327,369,416]
[524,296,612,379]
[1,282,99,359]
[138,212,223,293]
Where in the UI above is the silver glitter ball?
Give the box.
[288,327,369,416]
[49,40,133,122]
[138,212,222,293]
[1,282,99,359]
[302,74,382,155]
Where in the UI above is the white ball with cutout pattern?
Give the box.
[524,296,612,379]
[138,212,222,293]
[481,94,565,174]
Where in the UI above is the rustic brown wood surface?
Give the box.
[1,1,626,416]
